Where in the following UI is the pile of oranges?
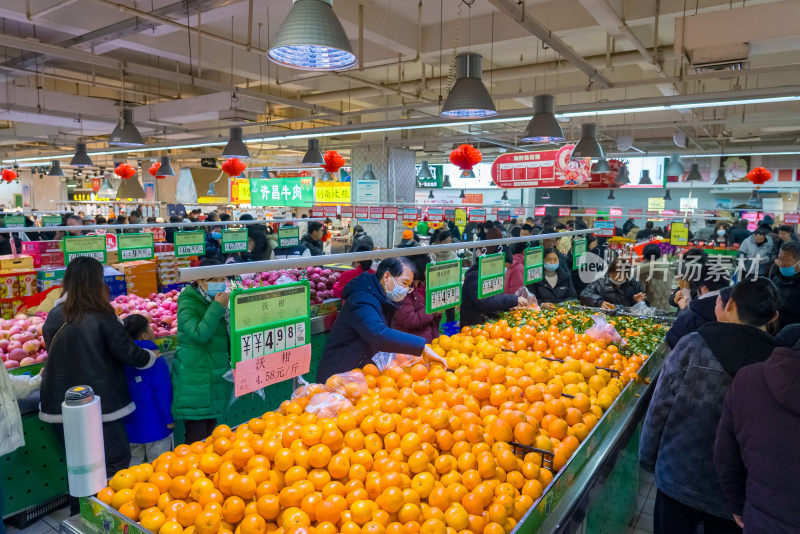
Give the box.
[97,309,653,534]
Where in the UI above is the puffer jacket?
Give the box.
[579,277,644,308]
[391,282,441,343]
[770,270,800,329]
[301,235,324,256]
[460,264,519,327]
[172,285,232,420]
[504,254,525,295]
[714,346,800,534]
[528,266,577,304]
[640,322,777,519]
[665,291,720,348]
[738,235,776,276]
[0,366,41,456]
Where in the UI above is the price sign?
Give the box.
[454,208,467,229]
[497,209,512,222]
[785,213,800,224]
[368,206,383,219]
[3,215,25,228]
[534,206,546,216]
[593,220,616,237]
[311,206,325,217]
[402,208,419,222]
[230,281,312,395]
[524,246,544,284]
[572,238,587,270]
[222,228,248,253]
[382,207,398,220]
[468,208,487,223]
[444,208,456,221]
[278,226,300,247]
[428,208,444,222]
[146,227,167,242]
[670,221,689,246]
[63,235,107,264]
[514,207,525,216]
[425,259,462,314]
[340,206,355,218]
[661,209,676,215]
[558,207,571,217]
[584,208,597,215]
[42,215,62,227]
[175,231,206,257]
[629,209,643,215]
[354,206,369,219]
[323,206,338,217]
[609,208,623,218]
[117,232,155,262]
[478,253,505,298]
[647,197,665,211]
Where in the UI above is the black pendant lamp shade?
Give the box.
[713,167,728,185]
[592,158,611,174]
[362,164,376,181]
[459,189,466,199]
[639,169,652,185]
[427,190,435,199]
[442,174,452,188]
[460,169,476,179]
[542,190,550,200]
[615,165,629,186]
[750,189,760,203]
[685,163,703,182]
[302,139,325,165]
[261,166,271,178]
[607,189,615,200]
[522,94,564,143]
[417,161,433,181]
[109,108,145,147]
[158,156,176,176]
[70,142,93,167]
[501,190,508,201]
[571,123,604,160]
[222,127,250,158]
[663,189,672,201]
[666,154,685,176]
[268,0,357,71]
[47,160,65,177]
[440,53,497,118]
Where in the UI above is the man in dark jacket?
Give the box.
[770,240,800,329]
[580,258,646,309]
[714,344,800,534]
[729,219,751,246]
[636,221,655,241]
[640,278,780,534]
[317,257,443,382]
[300,221,325,256]
[666,267,731,348]
[351,225,374,252]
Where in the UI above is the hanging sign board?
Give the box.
[42,215,62,227]
[369,206,384,219]
[491,145,591,188]
[222,228,248,253]
[323,206,338,217]
[425,259,462,314]
[175,231,206,257]
[454,208,467,229]
[356,180,381,203]
[524,246,544,285]
[63,235,107,264]
[609,208,624,218]
[315,182,351,204]
[354,206,369,219]
[249,178,313,207]
[278,226,300,247]
[145,227,167,243]
[593,220,616,237]
[117,232,155,262]
[311,206,325,217]
[670,222,689,246]
[629,209,643,215]
[584,208,598,215]
[514,208,525,216]
[468,208,487,223]
[478,253,505,298]
[534,206,546,216]
[428,208,444,222]
[647,197,665,211]
[679,197,699,211]
[497,208,512,222]
[3,215,25,228]
[382,207,398,220]
[340,206,355,218]
[572,238,587,270]
[444,208,456,221]
[784,213,800,224]
[661,209,676,215]
[230,281,312,396]
[558,207,571,217]
[402,208,419,222]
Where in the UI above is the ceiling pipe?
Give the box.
[27,0,81,19]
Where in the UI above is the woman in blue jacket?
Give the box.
[317,257,445,382]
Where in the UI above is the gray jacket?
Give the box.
[738,235,776,276]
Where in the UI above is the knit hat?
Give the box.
[402,229,413,240]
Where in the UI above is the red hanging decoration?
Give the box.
[1,169,17,183]
[114,163,136,179]
[221,157,246,177]
[149,161,161,177]
[746,167,772,186]
[321,151,346,173]
[449,144,483,171]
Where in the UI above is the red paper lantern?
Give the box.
[1,169,17,183]
[149,161,161,177]
[746,166,772,186]
[114,163,136,179]
[221,157,246,177]
[322,151,346,173]
[449,144,483,171]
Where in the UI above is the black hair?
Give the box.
[308,221,323,234]
[739,219,749,227]
[728,278,779,327]
[642,243,661,261]
[698,266,731,292]
[521,224,533,233]
[169,215,181,223]
[147,217,157,223]
[95,215,107,225]
[645,221,654,230]
[220,213,231,222]
[239,213,254,221]
[130,209,142,218]
[354,244,374,271]
[409,254,429,281]
[542,247,560,262]
[683,247,708,265]
[353,225,364,234]
[778,225,793,234]
[510,227,521,238]
[780,240,800,260]
[512,241,527,255]
[376,256,415,279]
[123,313,151,340]
[718,286,733,307]
[199,258,222,267]
[66,213,82,224]
[431,229,452,244]
[755,226,770,236]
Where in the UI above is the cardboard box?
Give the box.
[37,267,66,292]
[39,251,64,268]
[22,241,61,254]
[0,297,24,320]
[105,250,118,265]
[0,272,18,298]
[112,260,157,298]
[103,266,127,299]
[155,243,174,254]
[0,255,33,271]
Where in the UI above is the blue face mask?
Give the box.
[205,281,227,297]
[780,265,798,277]
[717,229,726,237]
[211,231,222,240]
[386,277,409,302]
[543,262,560,271]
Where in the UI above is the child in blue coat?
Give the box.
[123,314,174,465]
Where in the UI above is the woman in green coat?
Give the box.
[172,258,232,443]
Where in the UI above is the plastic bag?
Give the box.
[291,376,330,400]
[630,301,656,317]
[325,370,368,400]
[305,392,353,418]
[584,314,622,345]
[372,351,424,372]
[514,286,538,309]
[275,274,295,285]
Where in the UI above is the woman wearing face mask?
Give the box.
[714,223,729,245]
[172,258,232,444]
[580,257,647,310]
[391,254,442,343]
[317,257,446,382]
[204,226,224,262]
[528,248,577,308]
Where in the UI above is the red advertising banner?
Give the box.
[584,208,597,215]
[463,193,484,204]
[382,207,398,220]
[323,206,338,217]
[558,207,571,217]
[514,207,525,216]
[491,145,591,189]
[629,209,643,215]
[354,206,369,219]
[784,213,800,224]
[610,208,624,218]
[534,206,546,216]
[369,206,384,219]
[340,206,354,218]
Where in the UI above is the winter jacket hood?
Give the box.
[763,347,800,416]
[698,322,777,376]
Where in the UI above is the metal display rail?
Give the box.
[0,218,324,234]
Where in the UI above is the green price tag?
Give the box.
[230,281,311,366]
[117,232,154,262]
[478,253,505,298]
[42,215,62,227]
[572,238,587,270]
[425,258,462,314]
[63,235,107,264]
[175,231,206,257]
[278,226,300,247]
[524,246,544,284]
[222,228,248,253]
[3,215,25,228]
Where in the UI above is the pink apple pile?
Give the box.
[238,267,341,305]
[111,290,179,338]
[1,314,47,369]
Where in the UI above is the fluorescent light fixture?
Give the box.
[108,108,145,147]
[592,158,611,174]
[47,160,64,177]
[522,94,564,143]
[417,161,433,180]
[713,167,728,185]
[571,124,604,160]
[685,163,703,182]
[440,53,496,118]
[362,164,376,181]
[639,169,652,185]
[301,139,324,165]
[663,189,672,200]
[268,0,357,71]
[70,142,93,167]
[158,156,175,176]
[222,127,250,158]
[665,154,685,176]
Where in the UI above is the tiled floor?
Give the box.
[628,468,657,534]
[4,504,72,534]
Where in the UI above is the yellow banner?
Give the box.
[314,182,352,204]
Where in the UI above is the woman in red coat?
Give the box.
[332,244,375,299]
[392,254,441,343]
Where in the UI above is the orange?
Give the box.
[141,510,167,532]
[176,502,203,528]
[350,500,374,526]
[513,422,536,446]
[522,479,544,499]
[160,521,184,534]
[111,488,135,510]
[488,419,513,443]
[135,483,161,509]
[376,487,404,513]
[427,486,450,512]
[190,478,215,502]
[238,514,266,534]
[419,518,446,534]
[443,504,469,531]
[97,487,115,505]
[231,475,257,500]
[169,476,192,500]
[221,496,245,524]
[118,502,141,521]
[198,490,224,508]
[193,510,221,534]
[149,472,173,493]
[110,470,137,491]
[308,444,332,469]
[199,453,222,475]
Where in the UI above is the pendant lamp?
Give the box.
[749,189,760,203]
[542,190,550,200]
[261,166,271,178]
[460,169,476,179]
[70,142,93,167]
[639,170,652,185]
[501,190,508,201]
[440,53,496,118]
[301,139,325,165]
[361,164,376,181]
[615,165,629,186]
[608,190,615,200]
[207,181,217,196]
[522,94,564,143]
[442,175,452,187]
[100,175,115,195]
[47,160,65,177]
[116,176,145,199]
[713,167,728,185]
[158,156,175,177]
[592,158,611,174]
[663,189,672,201]
[570,124,604,160]
[685,163,703,182]
[268,0,357,71]
[427,190,435,200]
[417,161,433,181]
[108,108,145,147]
[222,127,250,158]
[665,154,685,176]
[459,189,466,199]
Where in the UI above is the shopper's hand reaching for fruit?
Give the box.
[422,345,448,369]
[633,292,647,303]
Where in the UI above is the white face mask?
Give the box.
[386,277,409,302]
